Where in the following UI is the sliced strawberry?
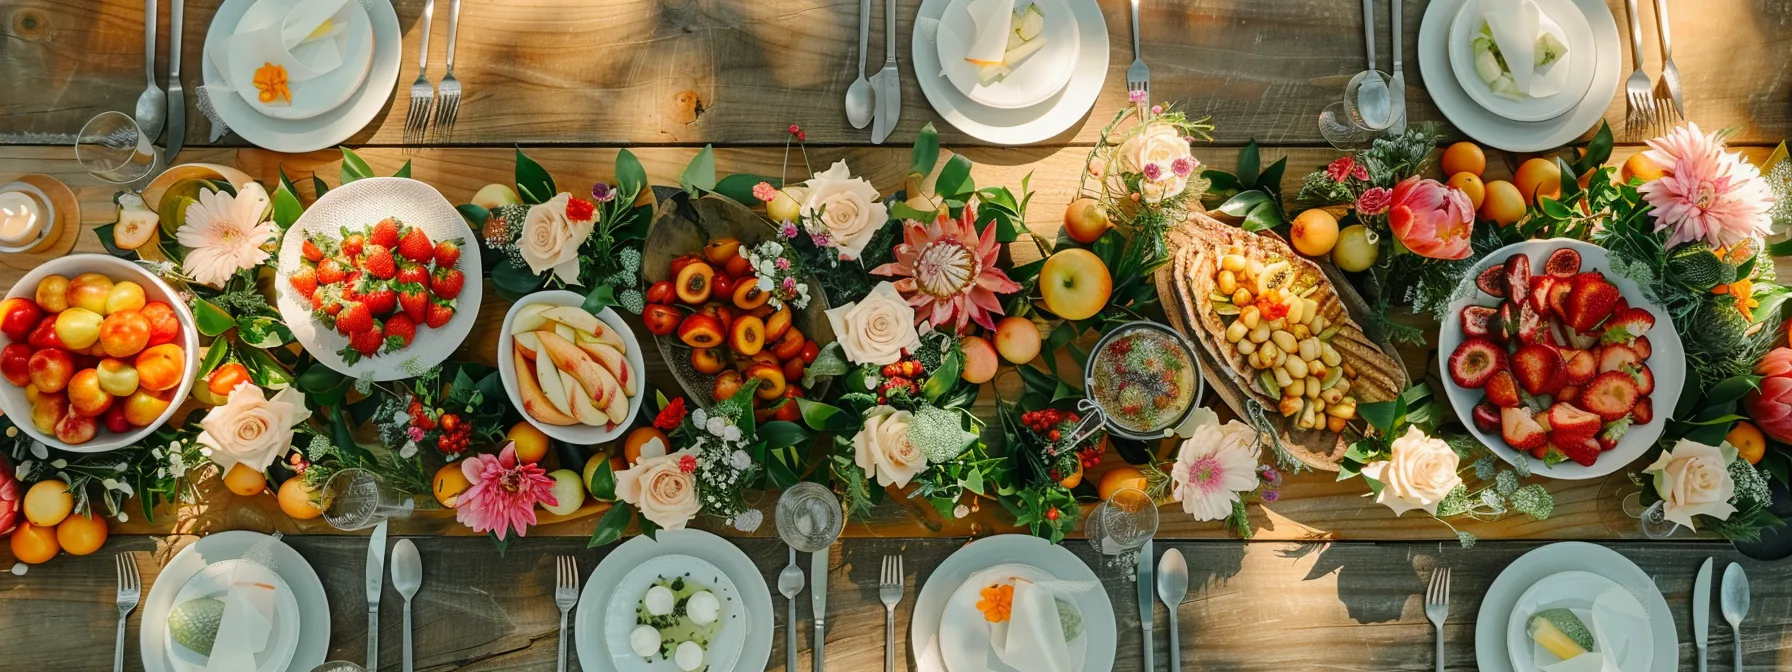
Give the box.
[1501,406,1548,451]
[1632,335,1652,359]
[1449,337,1508,389]
[1506,253,1532,307]
[1497,302,1518,343]
[1582,371,1641,421]
[1485,370,1522,408]
[1477,263,1507,298]
[1627,363,1655,395]
[1631,396,1654,424]
[1544,248,1582,278]
[1512,344,1565,396]
[1473,400,1502,432]
[1530,276,1556,314]
[1548,402,1602,437]
[1565,272,1621,332]
[1598,344,1640,373]
[1518,302,1554,345]
[1599,418,1632,451]
[1545,279,1573,319]
[1601,307,1657,344]
[1461,305,1498,338]
[1557,384,1582,404]
[1554,432,1601,466]
[1564,349,1597,384]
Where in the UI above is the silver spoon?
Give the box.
[391,539,422,672]
[777,547,805,672]
[1349,0,1392,130]
[1156,548,1188,672]
[135,0,166,140]
[845,0,874,129]
[1721,563,1750,671]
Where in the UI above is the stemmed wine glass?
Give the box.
[321,469,417,531]
[1084,487,1159,570]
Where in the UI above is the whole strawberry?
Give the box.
[342,233,366,258]
[434,238,462,269]
[371,218,402,248]
[302,237,326,263]
[289,266,318,299]
[385,313,417,350]
[430,266,465,300]
[363,281,398,316]
[317,257,348,286]
[364,243,397,280]
[398,284,429,323]
[426,298,456,328]
[396,259,428,286]
[337,301,374,334]
[350,321,386,357]
[398,227,434,264]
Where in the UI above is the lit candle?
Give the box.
[0,190,44,247]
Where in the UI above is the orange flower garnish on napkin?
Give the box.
[253,62,291,105]
[976,583,1014,623]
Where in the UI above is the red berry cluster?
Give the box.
[1021,408,1082,443]
[876,358,925,404]
[436,412,471,456]
[291,218,464,364]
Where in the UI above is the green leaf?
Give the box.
[339,147,375,184]
[491,258,548,299]
[586,503,631,548]
[796,397,859,434]
[615,149,647,203]
[1358,400,1399,433]
[236,315,294,349]
[587,455,617,501]
[758,421,813,450]
[680,145,717,194]
[1538,197,1575,220]
[714,174,778,206]
[1706,375,1762,406]
[1242,201,1284,232]
[923,350,963,402]
[1258,157,1288,196]
[196,338,231,379]
[582,285,618,313]
[455,203,490,230]
[1008,258,1045,285]
[310,175,329,198]
[910,122,941,177]
[1555,157,1581,202]
[1570,121,1614,175]
[92,224,139,260]
[393,160,412,179]
[297,363,346,393]
[1216,190,1271,218]
[935,154,975,201]
[890,201,938,222]
[1237,140,1261,189]
[193,299,237,337]
[1201,168,1240,193]
[515,148,556,205]
[272,182,304,229]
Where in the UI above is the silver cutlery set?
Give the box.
[1622,0,1685,136]
[848,0,901,143]
[1694,557,1752,671]
[405,0,465,142]
[134,0,186,167]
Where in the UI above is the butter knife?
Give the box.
[812,545,828,672]
[1693,557,1711,672]
[1138,539,1155,672]
[165,0,185,163]
[367,520,389,672]
[868,0,899,144]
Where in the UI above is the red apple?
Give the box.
[0,343,32,387]
[0,298,42,341]
[27,349,74,393]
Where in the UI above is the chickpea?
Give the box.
[1286,357,1309,379]
[1217,270,1238,296]
[1226,321,1249,343]
[1240,305,1261,329]
[1237,339,1257,355]
[1233,288,1254,305]
[1222,254,1247,273]
[1272,330,1298,353]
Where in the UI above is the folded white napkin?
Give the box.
[211,0,353,108]
[1479,0,1541,94]
[204,566,277,671]
[992,579,1072,672]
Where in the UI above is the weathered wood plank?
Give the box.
[3,1,1789,147]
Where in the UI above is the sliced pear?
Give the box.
[511,304,555,334]
[514,331,543,361]
[564,370,607,425]
[513,351,577,426]
[535,346,572,416]
[576,341,636,397]
[554,322,576,344]
[602,384,628,425]
[539,331,620,409]
[541,306,603,333]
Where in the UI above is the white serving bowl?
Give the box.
[0,254,201,453]
[497,291,645,445]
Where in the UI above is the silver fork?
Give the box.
[404,0,437,143]
[1425,567,1451,672]
[1621,0,1657,138]
[431,0,462,141]
[1650,0,1683,130]
[114,553,142,672]
[879,554,904,672]
[555,556,579,672]
[1126,0,1149,109]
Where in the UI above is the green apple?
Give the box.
[543,469,585,516]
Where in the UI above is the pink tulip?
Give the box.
[1747,348,1792,442]
[1388,176,1474,260]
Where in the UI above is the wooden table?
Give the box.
[3,0,1792,669]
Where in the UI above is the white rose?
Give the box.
[1644,439,1738,530]
[853,407,927,488]
[825,282,921,366]
[1361,426,1463,516]
[198,385,310,473]
[519,193,596,283]
[615,448,703,530]
[1116,122,1194,204]
[800,161,887,260]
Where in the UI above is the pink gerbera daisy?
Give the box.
[455,443,557,540]
[177,182,274,288]
[1640,123,1776,249]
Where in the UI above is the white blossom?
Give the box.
[722,425,742,442]
[51,459,67,469]
[727,450,751,470]
[399,441,418,459]
[731,509,764,533]
[691,408,709,427]
[706,416,727,436]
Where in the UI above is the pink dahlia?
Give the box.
[1640,123,1776,249]
[455,443,557,540]
[1388,176,1474,260]
[872,209,1022,333]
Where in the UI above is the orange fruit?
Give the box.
[10,522,60,564]
[507,421,552,464]
[1447,172,1486,211]
[1440,142,1486,177]
[431,463,472,508]
[278,477,324,520]
[1097,466,1148,501]
[1290,209,1340,257]
[1514,158,1562,206]
[1727,421,1767,465]
[55,511,109,556]
[1621,152,1669,183]
[1480,180,1526,226]
[1058,462,1084,489]
[624,427,671,466]
[222,463,267,496]
[23,479,74,527]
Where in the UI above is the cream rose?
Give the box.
[853,407,927,488]
[1116,122,1195,204]
[800,161,887,260]
[1643,439,1738,530]
[198,384,310,473]
[826,281,921,366]
[519,192,596,283]
[616,448,703,530]
[1360,426,1463,516]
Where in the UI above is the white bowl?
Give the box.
[497,291,645,445]
[0,254,201,453]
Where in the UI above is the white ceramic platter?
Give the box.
[910,534,1115,672]
[1475,542,1675,672]
[165,559,303,672]
[936,0,1080,110]
[601,554,748,672]
[1445,0,1596,122]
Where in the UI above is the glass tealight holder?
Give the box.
[0,181,56,254]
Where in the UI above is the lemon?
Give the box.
[1332,225,1380,273]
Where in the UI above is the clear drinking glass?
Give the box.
[309,663,367,672]
[321,468,416,531]
[775,482,843,553]
[75,111,158,184]
[1084,487,1159,556]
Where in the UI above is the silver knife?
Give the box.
[165,0,185,163]
[868,0,899,144]
[1138,538,1155,672]
[811,544,829,672]
[1693,557,1711,672]
[367,520,389,672]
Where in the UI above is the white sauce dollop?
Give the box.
[629,625,662,658]
[674,640,706,671]
[643,585,677,616]
[686,590,720,625]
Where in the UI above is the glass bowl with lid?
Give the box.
[1059,321,1206,448]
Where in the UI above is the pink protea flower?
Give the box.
[455,443,558,540]
[1356,186,1393,216]
[1388,176,1474,260]
[872,209,1023,333]
[1746,347,1792,443]
[1640,123,1776,249]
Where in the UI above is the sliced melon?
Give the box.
[1527,608,1593,660]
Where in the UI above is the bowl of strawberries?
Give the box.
[274,177,481,381]
[1441,239,1685,479]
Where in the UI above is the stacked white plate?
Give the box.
[575,530,773,672]
[1475,542,1678,672]
[1419,0,1620,151]
[202,0,402,152]
[912,0,1107,145]
[910,535,1116,672]
[140,531,331,672]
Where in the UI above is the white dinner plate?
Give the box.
[165,560,303,672]
[911,535,1115,672]
[274,177,483,382]
[1475,542,1676,672]
[576,530,773,672]
[1446,0,1596,122]
[602,554,748,672]
[912,0,1107,144]
[1438,239,1684,480]
[939,563,1090,672]
[1419,0,1619,151]
[1504,571,1653,672]
[217,0,375,120]
[936,0,1080,110]
[201,0,401,152]
[140,531,331,672]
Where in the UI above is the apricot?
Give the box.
[1063,197,1112,244]
[54,307,104,350]
[56,512,108,556]
[675,261,715,304]
[134,343,186,392]
[624,427,671,465]
[730,315,766,356]
[995,316,1042,364]
[105,281,147,314]
[34,274,70,313]
[27,349,74,393]
[30,392,67,435]
[0,297,42,341]
[223,463,267,496]
[713,370,745,401]
[1440,142,1486,177]
[1621,152,1668,183]
[703,237,742,265]
[690,347,727,375]
[99,310,151,358]
[279,478,325,519]
[67,369,114,418]
[140,302,181,346]
[102,404,130,433]
[1479,180,1525,226]
[122,387,175,427]
[9,522,60,564]
[66,273,114,314]
[207,361,250,397]
[1514,158,1562,206]
[764,305,793,341]
[1447,172,1486,211]
[677,313,726,349]
[96,358,140,397]
[1,343,31,386]
[781,356,805,383]
[723,255,753,278]
[55,411,97,444]
[747,363,787,400]
[24,480,74,526]
[733,282,770,310]
[960,335,999,384]
[769,327,805,361]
